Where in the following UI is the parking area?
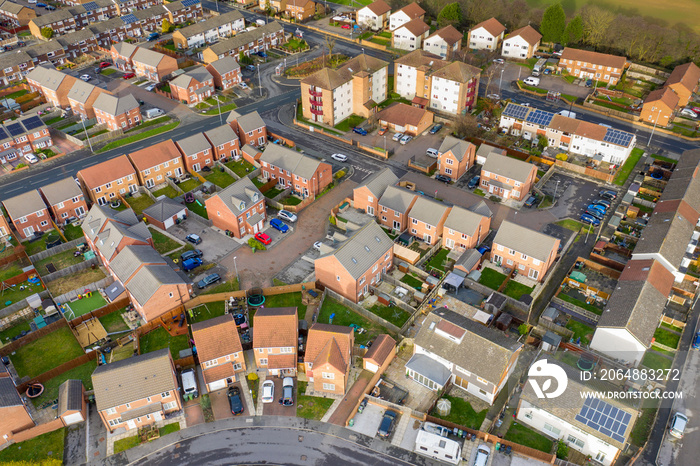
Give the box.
[539,173,606,219]
[275,249,317,284]
[496,62,592,99]
[540,223,575,250]
[261,376,297,416]
[167,219,241,263]
[347,401,386,438]
[210,382,249,420]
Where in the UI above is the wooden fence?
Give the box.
[52,276,114,304]
[28,238,86,262]
[41,258,99,283]
[184,282,318,309]
[0,246,27,267]
[68,296,130,328]
[553,159,615,182]
[0,290,52,320]
[0,318,68,357]
[16,351,97,394]
[11,418,65,445]
[324,288,402,335]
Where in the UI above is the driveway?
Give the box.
[347,402,385,438]
[490,62,592,99]
[262,376,296,416]
[275,245,319,284]
[167,219,241,264]
[540,173,611,220]
[184,399,205,427]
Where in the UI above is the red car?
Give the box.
[255,232,271,245]
[378,127,388,135]
[99,62,111,68]
[341,24,350,29]
[123,72,135,79]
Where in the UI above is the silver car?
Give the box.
[392,132,403,142]
[400,135,413,145]
[278,210,297,223]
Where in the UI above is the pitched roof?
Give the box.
[206,21,283,56]
[470,17,505,37]
[40,177,82,206]
[78,154,136,189]
[469,200,492,217]
[396,17,429,37]
[475,143,507,161]
[92,93,139,116]
[438,136,473,162]
[0,1,31,15]
[3,190,47,219]
[665,62,700,94]
[444,205,487,236]
[355,167,398,199]
[206,55,240,76]
[67,79,105,105]
[81,204,139,242]
[362,334,395,366]
[362,0,390,16]
[395,49,449,72]
[30,8,77,27]
[57,28,98,48]
[302,53,388,90]
[131,47,168,68]
[92,349,175,412]
[376,102,429,127]
[260,143,324,180]
[0,377,22,408]
[482,153,535,184]
[111,41,138,59]
[129,139,182,171]
[252,307,297,349]
[493,220,559,262]
[174,10,243,38]
[320,221,393,279]
[175,132,212,156]
[305,323,353,370]
[126,264,185,306]
[27,65,72,92]
[204,123,239,147]
[232,110,265,133]
[93,219,151,261]
[560,48,626,69]
[170,66,213,89]
[454,248,482,271]
[505,25,542,46]
[644,87,680,109]
[431,61,480,83]
[57,379,83,414]
[208,177,263,216]
[312,338,347,373]
[378,185,417,213]
[394,2,424,19]
[192,314,243,363]
[109,244,166,283]
[427,25,462,45]
[143,198,186,222]
[0,50,32,70]
[408,196,450,226]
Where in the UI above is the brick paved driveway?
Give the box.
[262,376,297,416]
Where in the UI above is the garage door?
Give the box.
[164,217,175,229]
[208,379,227,392]
[63,412,84,425]
[365,362,379,373]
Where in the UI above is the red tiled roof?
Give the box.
[78,155,136,189]
[253,307,297,349]
[470,17,506,37]
[202,363,235,385]
[377,102,429,127]
[436,319,466,339]
[267,353,296,369]
[363,334,395,366]
[665,62,700,94]
[192,314,243,364]
[396,2,425,20]
[364,0,390,16]
[619,259,674,296]
[644,87,679,110]
[397,18,429,37]
[560,48,626,70]
[129,139,182,172]
[305,323,353,369]
[506,25,542,46]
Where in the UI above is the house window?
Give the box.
[544,423,561,436]
[161,391,170,398]
[445,158,453,165]
[567,435,585,448]
[281,347,293,353]
[322,372,334,379]
[322,383,335,391]
[412,218,417,224]
[521,253,528,260]
[259,358,268,365]
[105,407,117,415]
[108,418,122,427]
[233,362,242,371]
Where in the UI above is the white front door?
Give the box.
[126,420,136,430]
[193,163,200,172]
[175,167,182,176]
[146,179,155,188]
[253,223,258,233]
[424,234,431,243]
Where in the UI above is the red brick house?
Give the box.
[169,67,214,105]
[40,177,88,226]
[377,185,418,232]
[205,177,266,238]
[77,155,139,205]
[253,307,298,377]
[175,133,215,172]
[259,144,332,198]
[192,314,246,391]
[203,124,241,162]
[67,79,111,120]
[665,62,700,107]
[92,93,141,131]
[131,46,178,82]
[442,204,491,251]
[492,220,559,281]
[304,324,354,395]
[0,376,35,447]
[205,56,241,91]
[227,110,267,147]
[128,140,185,188]
[352,167,399,216]
[481,153,537,202]
[26,65,77,108]
[3,190,51,240]
[110,42,138,73]
[437,136,476,181]
[407,196,451,245]
[81,205,152,264]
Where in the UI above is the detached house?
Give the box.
[357,0,391,31]
[259,144,332,198]
[259,0,286,13]
[131,47,178,82]
[3,190,51,240]
[423,25,462,60]
[480,153,536,201]
[392,18,430,51]
[641,87,679,126]
[26,65,77,108]
[377,185,418,232]
[304,324,354,395]
[0,376,34,447]
[205,56,241,91]
[192,314,246,391]
[492,220,560,281]
[285,0,315,22]
[205,177,266,238]
[128,140,185,188]
[39,177,88,225]
[176,133,215,172]
[352,167,399,216]
[67,79,111,120]
[501,25,542,59]
[407,197,451,245]
[442,204,491,251]
[437,136,476,181]
[253,307,298,377]
[557,48,626,85]
[315,222,393,302]
[468,17,506,51]
[203,124,241,162]
[169,66,214,105]
[227,110,267,147]
[77,155,139,205]
[92,349,182,433]
[81,206,152,264]
[92,93,141,131]
[664,62,700,107]
[410,309,522,403]
[377,102,433,136]
[388,2,424,31]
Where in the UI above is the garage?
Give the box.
[208,379,227,392]
[143,197,188,230]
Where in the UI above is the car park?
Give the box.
[352,127,367,136]
[24,153,39,164]
[123,72,135,79]
[378,127,388,135]
[331,153,348,162]
[197,273,221,289]
[669,412,688,439]
[279,210,297,223]
[426,148,438,158]
[392,132,403,142]
[467,176,480,189]
[80,74,91,82]
[270,218,289,233]
[600,190,617,200]
[429,124,443,134]
[584,209,604,220]
[180,249,203,262]
[435,174,451,183]
[279,377,294,406]
[580,213,600,226]
[186,233,202,245]
[255,232,272,245]
[400,135,413,145]
[261,380,275,403]
[377,410,397,438]
[228,386,244,415]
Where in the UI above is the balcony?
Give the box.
[309,97,322,106]
[309,88,322,97]
[310,108,323,116]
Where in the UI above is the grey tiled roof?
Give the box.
[174,10,242,38]
[260,144,323,180]
[67,79,101,105]
[143,198,186,223]
[408,196,449,227]
[81,204,139,242]
[438,136,473,162]
[234,110,265,134]
[94,220,151,261]
[109,244,166,284]
[111,41,138,59]
[206,56,240,76]
[469,200,492,218]
[378,186,417,214]
[27,65,69,92]
[355,167,398,199]
[175,132,212,156]
[0,377,22,408]
[170,66,212,89]
[131,47,167,68]
[0,50,32,69]
[634,210,694,267]
[3,189,47,219]
[126,264,186,306]
[322,222,392,280]
[203,123,238,147]
[210,176,263,217]
[482,153,534,183]
[92,93,138,116]
[492,220,558,262]
[443,205,487,236]
[206,21,283,56]
[40,177,82,206]
[454,249,481,271]
[58,379,83,414]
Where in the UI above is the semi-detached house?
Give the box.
[0,115,53,164]
[356,0,391,31]
[39,177,88,225]
[352,167,399,216]
[128,139,185,188]
[131,47,178,82]
[260,144,332,198]
[77,154,139,205]
[203,123,241,161]
[205,177,266,238]
[480,152,536,201]
[176,132,215,172]
[169,66,214,105]
[26,65,77,108]
[664,62,700,107]
[92,93,141,131]
[67,79,111,120]
[0,375,35,447]
[491,220,560,281]
[442,204,491,251]
[205,56,242,91]
[437,136,475,181]
[423,25,462,60]
[192,314,246,391]
[468,17,505,51]
[285,0,315,22]
[111,42,139,72]
[2,190,51,239]
[388,2,424,31]
[407,196,450,245]
[81,205,152,264]
[377,185,418,232]
[253,307,298,377]
[227,110,267,147]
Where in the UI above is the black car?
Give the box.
[524,195,538,207]
[600,190,617,201]
[435,174,451,183]
[377,410,398,438]
[227,386,244,415]
[180,249,203,262]
[429,124,443,134]
[467,175,480,189]
[197,273,221,289]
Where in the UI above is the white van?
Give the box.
[523,76,540,87]
[144,108,165,119]
[426,148,439,158]
[181,369,198,398]
[414,430,461,465]
[559,110,577,119]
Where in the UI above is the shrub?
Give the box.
[335,170,345,179]
[555,153,568,161]
[41,27,53,39]
[518,323,529,335]
[15,163,27,169]
[489,195,501,202]
[247,372,258,381]
[556,441,569,459]
[248,238,266,251]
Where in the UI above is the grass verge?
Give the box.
[97,121,181,153]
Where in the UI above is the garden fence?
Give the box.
[463,278,530,314]
[0,247,27,267]
[52,276,114,305]
[0,290,51,320]
[67,296,131,327]
[550,296,600,324]
[184,282,318,309]
[415,239,444,268]
[28,237,85,262]
[15,351,97,394]
[535,320,574,340]
[324,288,402,335]
[41,258,99,283]
[10,418,65,444]
[0,317,67,356]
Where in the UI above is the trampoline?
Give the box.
[577,356,595,371]
[247,287,265,307]
[26,383,44,398]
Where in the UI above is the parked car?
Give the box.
[197,273,221,289]
[239,82,249,89]
[278,210,297,223]
[600,190,617,200]
[185,233,202,245]
[486,93,500,100]
[182,257,203,271]
[123,72,135,79]
[24,153,39,164]
[180,249,203,262]
[580,213,601,226]
[399,134,413,145]
[270,218,289,233]
[257,51,267,58]
[341,24,350,29]
[377,410,397,438]
[524,195,538,207]
[227,386,244,415]
[493,58,504,65]
[79,74,91,82]
[435,174,451,183]
[585,79,593,87]
[145,83,156,91]
[331,153,348,162]
[147,32,160,41]
[587,204,606,214]
[279,377,294,406]
[523,76,540,86]
[246,65,256,71]
[474,445,491,466]
[99,61,111,68]
[593,199,611,209]
[313,241,322,251]
[144,108,164,119]
[45,5,56,9]
[692,331,700,350]
[378,127,388,135]
[669,412,688,439]
[392,132,404,142]
[254,232,272,245]
[352,126,367,136]
[467,175,480,189]
[261,380,275,403]
[680,107,698,119]
[36,3,46,7]
[429,124,443,134]
[584,209,604,220]
[426,148,439,158]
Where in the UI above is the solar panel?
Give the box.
[121,13,138,24]
[182,0,200,6]
[502,103,529,120]
[83,1,98,10]
[22,116,44,131]
[603,128,633,147]
[575,398,631,444]
[5,123,25,137]
[525,109,554,127]
[0,127,8,140]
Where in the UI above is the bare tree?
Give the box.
[483,66,497,95]
[324,35,336,67]
[453,114,481,139]
[581,5,614,50]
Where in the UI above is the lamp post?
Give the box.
[383,135,386,153]
[648,108,662,147]
[257,63,262,97]
[553,180,560,200]
[217,95,222,125]
[498,69,504,95]
[233,256,239,286]
[81,117,93,153]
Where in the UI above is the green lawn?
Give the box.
[63,223,85,241]
[653,327,680,349]
[400,273,423,289]
[263,292,307,320]
[614,148,644,186]
[479,268,507,290]
[367,302,410,328]
[23,232,58,256]
[0,279,47,311]
[128,195,155,215]
[641,350,673,370]
[566,320,595,346]
[296,381,335,420]
[660,322,684,333]
[152,185,180,199]
[185,200,209,219]
[128,116,172,132]
[12,327,84,378]
[188,301,227,324]
[4,89,28,99]
[557,293,603,315]
[226,159,255,178]
[202,278,239,295]
[204,169,236,188]
[179,178,202,193]
[114,435,141,454]
[0,261,25,281]
[318,297,392,346]
[430,395,488,430]
[503,280,534,300]
[0,319,31,345]
[99,308,130,333]
[334,115,366,132]
[651,154,677,164]
[101,68,117,75]
[505,423,553,453]
[202,101,238,115]
[264,187,285,199]
[97,121,180,152]
[425,248,450,272]
[31,360,96,408]
[66,293,107,318]
[149,227,182,254]
[555,219,585,232]
[0,428,65,463]
[139,327,190,359]
[630,403,659,447]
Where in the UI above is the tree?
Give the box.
[518,323,529,335]
[452,114,480,139]
[437,2,463,28]
[324,35,336,67]
[537,135,549,150]
[560,15,582,45]
[556,441,569,459]
[162,19,173,34]
[40,27,53,39]
[540,3,566,43]
[581,5,614,49]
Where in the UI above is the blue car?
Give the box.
[580,213,600,226]
[592,201,610,211]
[37,2,47,6]
[352,127,367,136]
[257,51,267,58]
[584,209,604,220]
[270,218,289,233]
[692,332,700,350]
[587,204,606,214]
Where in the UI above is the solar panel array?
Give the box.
[502,103,529,120]
[83,1,98,10]
[525,109,554,127]
[603,128,633,147]
[6,123,24,137]
[575,398,631,444]
[182,0,200,6]
[0,127,8,141]
[22,116,44,131]
[121,14,138,24]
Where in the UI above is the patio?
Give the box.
[381,344,440,412]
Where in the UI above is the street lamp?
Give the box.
[233,256,239,286]
[81,117,93,153]
[648,108,662,147]
[498,69,504,95]
[383,135,386,153]
[553,180,560,200]
[257,63,262,97]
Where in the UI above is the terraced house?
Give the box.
[39,177,88,225]
[0,51,34,85]
[0,0,36,27]
[27,65,78,108]
[205,177,266,238]
[377,185,418,232]
[92,93,141,131]
[259,144,332,197]
[171,10,244,49]
[57,28,101,59]
[77,155,139,205]
[491,220,560,281]
[0,115,53,163]
[92,349,182,433]
[28,8,82,39]
[442,204,491,251]
[81,205,152,264]
[0,375,34,447]
[253,307,298,377]
[128,140,185,188]
[192,314,246,391]
[203,123,241,161]
[2,190,51,239]
[169,66,214,104]
[557,48,627,85]
[352,167,399,216]
[176,132,215,172]
[200,21,285,64]
[163,0,203,24]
